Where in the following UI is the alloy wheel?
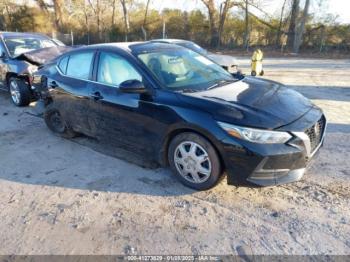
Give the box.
[9,80,21,105]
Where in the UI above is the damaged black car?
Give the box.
[33,42,326,190]
[0,32,73,106]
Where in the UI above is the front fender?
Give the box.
[157,108,231,168]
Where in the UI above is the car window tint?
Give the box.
[58,56,69,74]
[66,52,94,80]
[97,52,142,86]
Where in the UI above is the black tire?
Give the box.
[251,71,257,76]
[44,104,76,138]
[8,77,31,106]
[168,132,222,190]
[260,70,264,76]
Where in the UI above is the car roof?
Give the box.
[151,39,192,44]
[91,42,145,51]
[65,41,183,54]
[0,31,51,39]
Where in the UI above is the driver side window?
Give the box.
[97,52,142,87]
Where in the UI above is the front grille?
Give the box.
[304,115,326,153]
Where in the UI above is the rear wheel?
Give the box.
[8,77,31,106]
[168,132,222,190]
[44,104,76,138]
[260,70,264,76]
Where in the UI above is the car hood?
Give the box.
[15,46,75,66]
[207,53,238,67]
[176,77,315,129]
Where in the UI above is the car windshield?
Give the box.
[3,36,57,57]
[137,48,236,92]
[176,42,208,56]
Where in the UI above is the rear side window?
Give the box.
[58,56,68,74]
[66,52,94,80]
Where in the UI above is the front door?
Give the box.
[89,51,159,156]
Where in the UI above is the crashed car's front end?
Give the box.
[208,53,239,73]
[17,46,75,94]
[15,46,74,66]
[0,32,75,106]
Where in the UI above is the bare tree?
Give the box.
[201,0,235,47]
[184,11,190,40]
[319,25,326,53]
[142,0,151,40]
[239,0,277,50]
[111,0,117,26]
[52,0,65,30]
[82,0,91,44]
[275,0,287,47]
[293,0,310,53]
[243,0,249,50]
[34,0,49,13]
[120,0,130,41]
[143,0,151,28]
[88,0,102,40]
[1,0,13,28]
[200,0,219,47]
[218,0,236,47]
[0,0,10,30]
[287,0,300,50]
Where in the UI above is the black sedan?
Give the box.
[32,42,326,190]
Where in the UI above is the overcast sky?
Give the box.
[150,0,350,24]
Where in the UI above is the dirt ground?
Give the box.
[0,57,349,255]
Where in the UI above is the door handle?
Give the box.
[90,91,103,100]
[49,81,59,88]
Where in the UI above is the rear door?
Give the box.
[49,50,96,134]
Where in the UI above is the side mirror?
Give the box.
[232,70,244,80]
[119,79,147,94]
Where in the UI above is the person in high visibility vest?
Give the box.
[251,49,264,76]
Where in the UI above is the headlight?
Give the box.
[217,121,292,144]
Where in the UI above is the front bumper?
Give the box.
[248,167,306,187]
[221,109,326,186]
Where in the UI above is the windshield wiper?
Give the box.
[177,88,198,93]
[207,79,236,90]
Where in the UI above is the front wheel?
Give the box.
[8,77,31,106]
[168,132,223,190]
